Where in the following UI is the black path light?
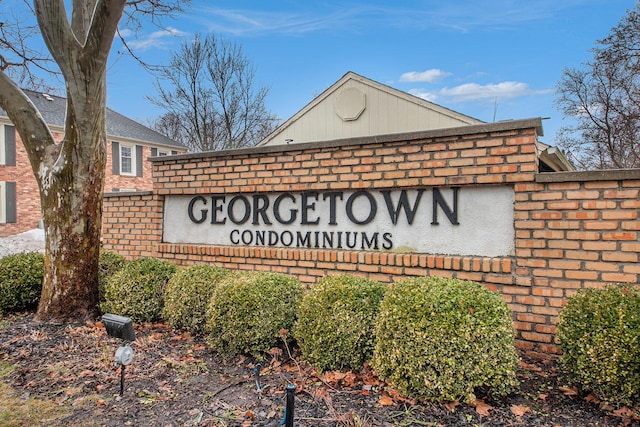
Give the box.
[284,383,295,427]
[102,313,136,396]
[253,362,262,394]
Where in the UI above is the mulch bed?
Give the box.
[0,312,637,426]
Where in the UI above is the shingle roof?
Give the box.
[0,89,186,150]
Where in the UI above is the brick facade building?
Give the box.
[0,90,187,237]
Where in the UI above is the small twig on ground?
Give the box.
[209,378,249,397]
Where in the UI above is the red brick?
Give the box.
[520,332,553,343]
[601,273,636,283]
[623,264,640,274]
[622,221,640,231]
[582,200,617,209]
[547,201,579,210]
[584,221,619,230]
[548,182,581,190]
[621,242,640,252]
[565,190,600,199]
[515,296,547,306]
[603,231,637,241]
[531,191,563,201]
[602,252,638,263]
[548,259,582,270]
[566,270,599,280]
[584,262,618,271]
[603,210,637,220]
[604,189,638,199]
[535,325,557,335]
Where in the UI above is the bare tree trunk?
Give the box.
[26,0,123,322]
[27,0,123,321]
[35,82,107,321]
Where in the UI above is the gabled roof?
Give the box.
[0,89,186,150]
[537,141,575,172]
[259,71,484,146]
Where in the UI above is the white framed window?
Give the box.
[0,125,5,165]
[0,182,5,223]
[0,123,15,166]
[151,148,169,157]
[112,141,142,177]
[0,181,15,223]
[119,144,135,176]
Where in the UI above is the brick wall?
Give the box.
[101,118,640,356]
[512,170,640,356]
[102,191,163,259]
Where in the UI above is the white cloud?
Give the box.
[438,81,552,102]
[125,27,188,51]
[408,89,439,102]
[400,69,451,83]
[196,7,367,36]
[191,1,590,37]
[118,28,134,38]
[407,81,552,104]
[387,1,593,33]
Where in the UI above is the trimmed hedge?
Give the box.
[101,257,177,322]
[98,250,127,301]
[557,284,640,406]
[163,265,228,336]
[0,252,44,314]
[372,276,519,402]
[295,274,386,371]
[206,271,303,358]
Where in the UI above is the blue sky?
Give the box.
[104,1,632,145]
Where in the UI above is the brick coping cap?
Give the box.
[104,191,153,198]
[152,118,544,163]
[537,168,640,183]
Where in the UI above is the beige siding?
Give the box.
[262,73,482,146]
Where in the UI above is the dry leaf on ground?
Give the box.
[473,399,493,416]
[511,404,532,417]
[379,395,394,407]
[559,386,578,396]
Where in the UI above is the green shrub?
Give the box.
[98,250,127,301]
[557,284,640,406]
[0,252,45,314]
[101,257,177,322]
[206,271,303,358]
[163,264,228,336]
[294,274,386,371]
[372,276,519,402]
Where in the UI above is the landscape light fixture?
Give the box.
[102,313,136,396]
[284,383,295,427]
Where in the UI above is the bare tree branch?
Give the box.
[0,68,55,163]
[149,32,278,152]
[0,2,59,89]
[555,3,640,170]
[79,0,127,86]
[34,0,80,78]
[115,28,166,73]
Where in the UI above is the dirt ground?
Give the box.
[0,312,637,427]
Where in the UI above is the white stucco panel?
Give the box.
[164,186,515,257]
